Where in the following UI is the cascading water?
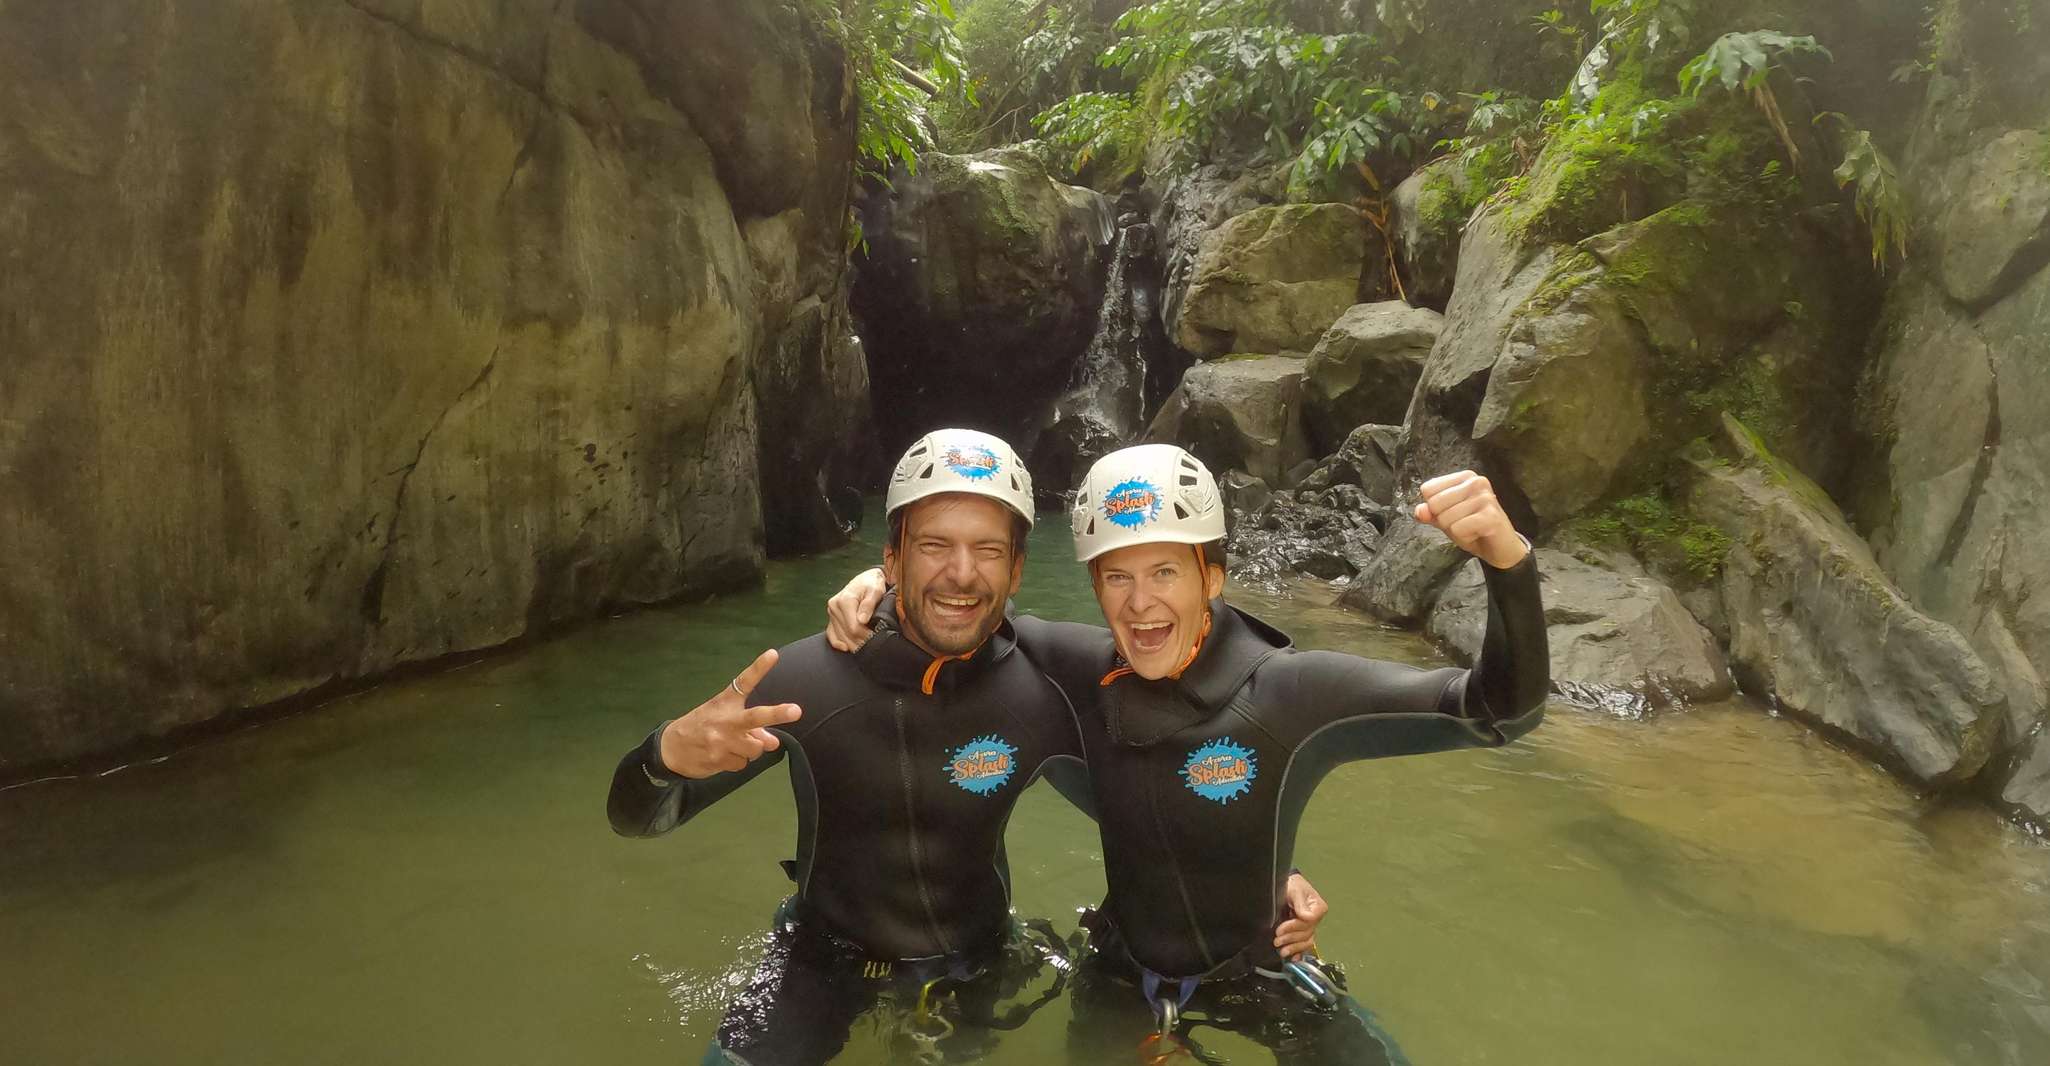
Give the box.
[1031,210,1184,499]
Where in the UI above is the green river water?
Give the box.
[3,513,2048,1065]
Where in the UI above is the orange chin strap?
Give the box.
[896,516,994,696]
[920,641,983,696]
[1096,543,1214,687]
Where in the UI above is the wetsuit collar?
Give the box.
[1100,600,1294,746]
[854,591,1016,694]
[1168,599,1292,712]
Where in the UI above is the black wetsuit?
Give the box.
[1014,553,1547,1060]
[607,596,1089,1064]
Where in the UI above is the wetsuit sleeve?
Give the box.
[1011,614,1114,700]
[1038,755,1098,821]
[606,724,787,837]
[1273,552,1547,753]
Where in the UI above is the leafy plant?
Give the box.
[810,0,975,178]
[1816,116,1910,268]
[1032,91,1146,177]
[1677,30,1830,167]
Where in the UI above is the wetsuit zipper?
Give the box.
[893,695,953,957]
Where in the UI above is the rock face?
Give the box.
[1691,418,2007,787]
[1301,302,1442,454]
[1145,355,1312,485]
[851,146,1112,467]
[0,0,862,773]
[1428,550,1731,716]
[1169,204,1367,358]
[1390,157,1472,310]
[1852,0,2050,825]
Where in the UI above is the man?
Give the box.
[827,443,1548,1062]
[607,430,1326,1065]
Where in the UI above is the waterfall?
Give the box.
[1032,211,1184,498]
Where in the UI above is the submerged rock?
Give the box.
[1146,355,1312,484]
[1169,204,1367,358]
[1688,416,2007,787]
[1301,302,1442,454]
[1428,550,1731,717]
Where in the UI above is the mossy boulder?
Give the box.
[1301,302,1442,454]
[1390,157,1474,309]
[1169,204,1367,358]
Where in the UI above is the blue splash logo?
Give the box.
[942,445,1001,481]
[1182,738,1257,804]
[1102,478,1162,529]
[944,735,1018,795]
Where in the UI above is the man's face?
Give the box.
[884,495,1025,657]
[1091,542,1225,680]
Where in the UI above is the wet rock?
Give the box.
[853,146,1112,461]
[1226,490,1381,589]
[1170,204,1367,358]
[1390,157,1473,310]
[1146,355,1312,484]
[1301,302,1443,454]
[1337,514,1469,625]
[1033,217,1181,498]
[1220,471,1273,515]
[1428,550,1731,717]
[1687,415,2007,787]
[2000,728,2050,833]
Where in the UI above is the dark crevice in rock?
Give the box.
[361,346,500,626]
[1969,230,2050,314]
[1934,357,2001,570]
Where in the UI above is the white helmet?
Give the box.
[886,428,1035,526]
[1069,444,1223,562]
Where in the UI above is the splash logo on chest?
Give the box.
[1182,738,1257,804]
[942,445,1001,481]
[943,735,1018,795]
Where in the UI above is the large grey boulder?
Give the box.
[1928,128,2050,310]
[1146,356,1312,484]
[1688,416,2007,787]
[1337,515,1468,625]
[0,0,860,773]
[1428,550,1730,716]
[852,147,1112,460]
[1170,204,1367,358]
[1301,302,1442,454]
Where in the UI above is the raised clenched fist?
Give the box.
[1414,471,1529,570]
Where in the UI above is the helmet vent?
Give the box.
[1085,517,1096,535]
[1179,474,1199,486]
[1172,502,1188,520]
[916,464,935,480]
